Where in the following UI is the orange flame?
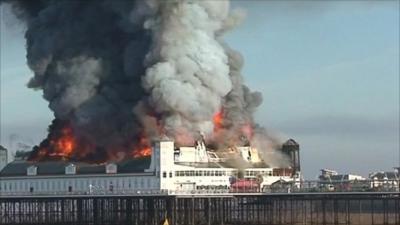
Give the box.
[213,110,223,131]
[49,126,76,158]
[132,137,152,158]
[132,146,151,158]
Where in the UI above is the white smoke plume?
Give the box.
[141,1,233,144]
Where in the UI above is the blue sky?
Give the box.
[1,1,399,178]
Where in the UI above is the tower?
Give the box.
[0,145,8,172]
[281,139,300,174]
[146,140,175,190]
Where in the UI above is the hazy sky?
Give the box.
[0,1,399,178]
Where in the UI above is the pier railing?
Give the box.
[0,179,398,197]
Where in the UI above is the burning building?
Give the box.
[0,0,300,194]
[0,139,301,194]
[0,0,284,164]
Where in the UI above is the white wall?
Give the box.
[0,174,160,194]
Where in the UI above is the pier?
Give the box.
[1,192,399,225]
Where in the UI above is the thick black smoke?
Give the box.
[2,0,152,156]
[2,0,283,164]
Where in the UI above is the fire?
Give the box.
[27,120,79,161]
[51,126,75,157]
[132,137,152,158]
[213,110,223,131]
[132,146,151,158]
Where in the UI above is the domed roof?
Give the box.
[283,139,298,146]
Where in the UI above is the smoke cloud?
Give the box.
[1,0,286,164]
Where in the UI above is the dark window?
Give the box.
[163,172,167,178]
[169,172,173,178]
[30,187,34,193]
[68,186,72,192]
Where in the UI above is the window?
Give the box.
[65,164,76,174]
[169,172,173,178]
[147,179,151,187]
[106,164,117,174]
[163,172,167,178]
[140,179,144,188]
[27,166,37,176]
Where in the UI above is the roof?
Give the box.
[320,174,347,181]
[370,171,399,180]
[0,145,6,151]
[270,179,292,186]
[0,157,151,177]
[282,139,298,146]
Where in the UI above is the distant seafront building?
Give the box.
[369,168,399,190]
[319,169,366,191]
[0,139,301,195]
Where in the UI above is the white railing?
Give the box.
[0,189,169,197]
[0,179,398,197]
